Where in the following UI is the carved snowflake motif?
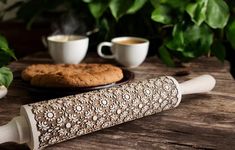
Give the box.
[120,111,128,119]
[172,88,178,96]
[63,100,74,108]
[152,93,160,101]
[133,98,140,107]
[163,83,172,91]
[114,89,123,96]
[110,115,118,121]
[44,110,56,121]
[33,105,44,114]
[103,92,113,98]
[153,102,160,109]
[86,120,95,128]
[122,93,131,101]
[89,94,99,101]
[38,121,50,131]
[70,124,80,134]
[100,98,109,107]
[58,128,67,136]
[124,115,133,122]
[145,82,155,88]
[74,104,83,113]
[145,110,153,116]
[160,90,168,99]
[126,84,136,93]
[171,98,178,106]
[95,107,105,116]
[154,80,162,86]
[143,88,152,96]
[164,104,171,110]
[135,84,143,90]
[51,103,63,110]
[133,108,140,115]
[102,122,111,128]
[68,114,79,123]
[85,110,93,118]
[96,117,105,126]
[120,102,128,109]
[40,132,51,143]
[56,116,66,127]
[164,77,174,84]
[141,105,149,114]
[161,100,168,109]
[110,103,118,112]
[48,137,60,145]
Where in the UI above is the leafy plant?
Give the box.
[150,0,232,65]
[1,0,235,66]
[0,34,15,87]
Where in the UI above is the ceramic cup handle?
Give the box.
[97,42,115,59]
[41,36,48,47]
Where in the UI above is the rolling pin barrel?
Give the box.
[0,75,216,150]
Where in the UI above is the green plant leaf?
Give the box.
[99,18,112,40]
[109,0,134,20]
[88,0,110,19]
[0,67,13,88]
[82,0,94,3]
[151,0,189,11]
[151,4,172,24]
[159,45,175,67]
[166,24,185,52]
[167,23,213,59]
[0,34,8,50]
[205,0,229,29]
[186,0,207,26]
[226,20,235,49]
[150,0,159,8]
[127,0,147,14]
[211,41,225,62]
[183,24,213,58]
[0,35,16,60]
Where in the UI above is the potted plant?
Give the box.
[0,0,234,67]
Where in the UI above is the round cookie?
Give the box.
[22,64,123,87]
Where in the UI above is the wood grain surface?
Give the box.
[0,52,234,150]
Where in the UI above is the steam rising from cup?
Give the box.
[51,13,87,36]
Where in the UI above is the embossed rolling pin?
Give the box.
[0,75,216,149]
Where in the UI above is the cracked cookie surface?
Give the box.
[22,64,123,87]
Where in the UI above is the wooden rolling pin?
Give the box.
[0,75,216,149]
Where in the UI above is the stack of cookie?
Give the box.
[21,64,123,88]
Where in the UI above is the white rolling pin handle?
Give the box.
[179,75,216,95]
[0,116,30,144]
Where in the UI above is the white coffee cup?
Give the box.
[97,37,149,68]
[47,35,89,64]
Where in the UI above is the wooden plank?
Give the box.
[0,52,234,150]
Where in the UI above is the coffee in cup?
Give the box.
[116,39,146,45]
[97,37,149,68]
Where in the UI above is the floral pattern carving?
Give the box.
[29,76,180,148]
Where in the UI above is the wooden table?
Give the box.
[0,52,235,150]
